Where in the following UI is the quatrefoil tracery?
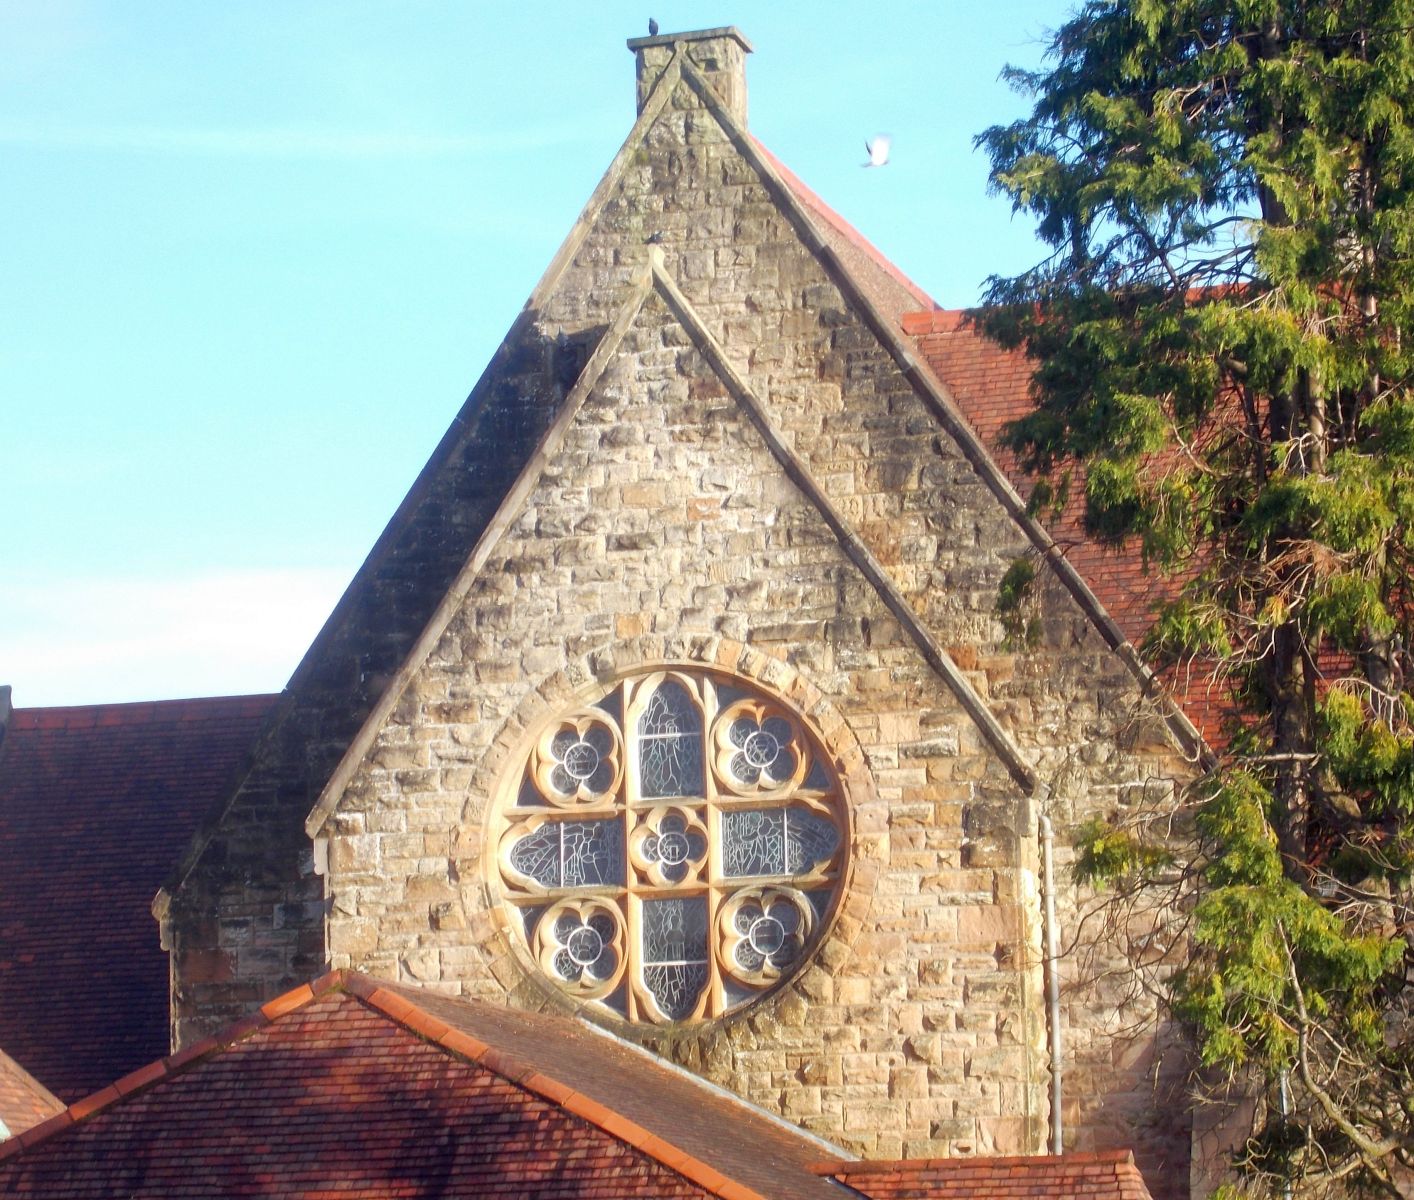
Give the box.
[535,898,626,1000]
[712,700,807,797]
[717,886,813,987]
[532,713,622,806]
[630,806,709,887]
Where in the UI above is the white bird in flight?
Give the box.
[863,135,892,168]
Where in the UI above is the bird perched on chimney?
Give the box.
[648,18,659,35]
[863,135,892,168]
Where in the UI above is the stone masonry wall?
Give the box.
[324,295,1050,1159]
[161,287,586,1044]
[523,68,1196,1185]
[174,45,1198,1198]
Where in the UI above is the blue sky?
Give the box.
[2,1,1064,705]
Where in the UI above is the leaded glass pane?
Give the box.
[641,896,709,963]
[642,963,710,1020]
[785,808,840,872]
[721,809,785,877]
[721,808,840,877]
[637,680,704,798]
[641,896,710,1020]
[734,941,766,972]
[508,819,624,888]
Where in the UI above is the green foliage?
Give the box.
[979,0,1414,1189]
[1321,689,1414,820]
[1073,816,1175,883]
[996,556,1043,648]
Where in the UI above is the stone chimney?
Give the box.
[627,26,753,124]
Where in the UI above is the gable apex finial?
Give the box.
[626,26,752,124]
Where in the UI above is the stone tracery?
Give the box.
[493,668,848,1024]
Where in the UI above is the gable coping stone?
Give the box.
[647,254,1037,794]
[167,35,1205,912]
[153,54,691,903]
[673,53,1210,769]
[304,271,657,837]
[308,251,1039,838]
[525,48,683,312]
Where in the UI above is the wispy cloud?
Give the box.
[0,567,351,706]
[0,118,605,158]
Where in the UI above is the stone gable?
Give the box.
[318,286,1044,1157]
[160,30,1197,1196]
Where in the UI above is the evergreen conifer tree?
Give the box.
[979,1,1414,1192]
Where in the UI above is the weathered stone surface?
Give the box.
[163,35,1195,1197]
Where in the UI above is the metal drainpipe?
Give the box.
[1039,814,1064,1155]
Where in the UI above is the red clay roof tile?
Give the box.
[0,971,817,1199]
[352,975,847,1200]
[0,693,279,1100]
[828,1151,1155,1199]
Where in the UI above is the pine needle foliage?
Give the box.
[978,1,1414,1192]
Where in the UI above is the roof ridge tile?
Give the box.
[11,694,279,731]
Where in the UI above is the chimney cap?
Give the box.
[626,26,753,53]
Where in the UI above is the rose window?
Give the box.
[493,670,847,1025]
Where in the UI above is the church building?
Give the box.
[0,27,1210,1199]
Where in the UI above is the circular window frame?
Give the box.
[484,662,855,1027]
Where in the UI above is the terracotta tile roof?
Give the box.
[903,309,1227,748]
[0,971,846,1199]
[0,693,279,1101]
[364,979,849,1200]
[0,1046,63,1140]
[826,1150,1155,1199]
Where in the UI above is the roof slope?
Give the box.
[0,1047,63,1140]
[0,971,845,1199]
[0,695,278,1100]
[827,1151,1154,1199]
[0,969,1156,1200]
[367,978,850,1200]
[904,310,1225,748]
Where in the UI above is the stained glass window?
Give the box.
[720,807,840,878]
[641,897,710,1020]
[637,680,704,798]
[493,670,848,1025]
[506,818,625,889]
